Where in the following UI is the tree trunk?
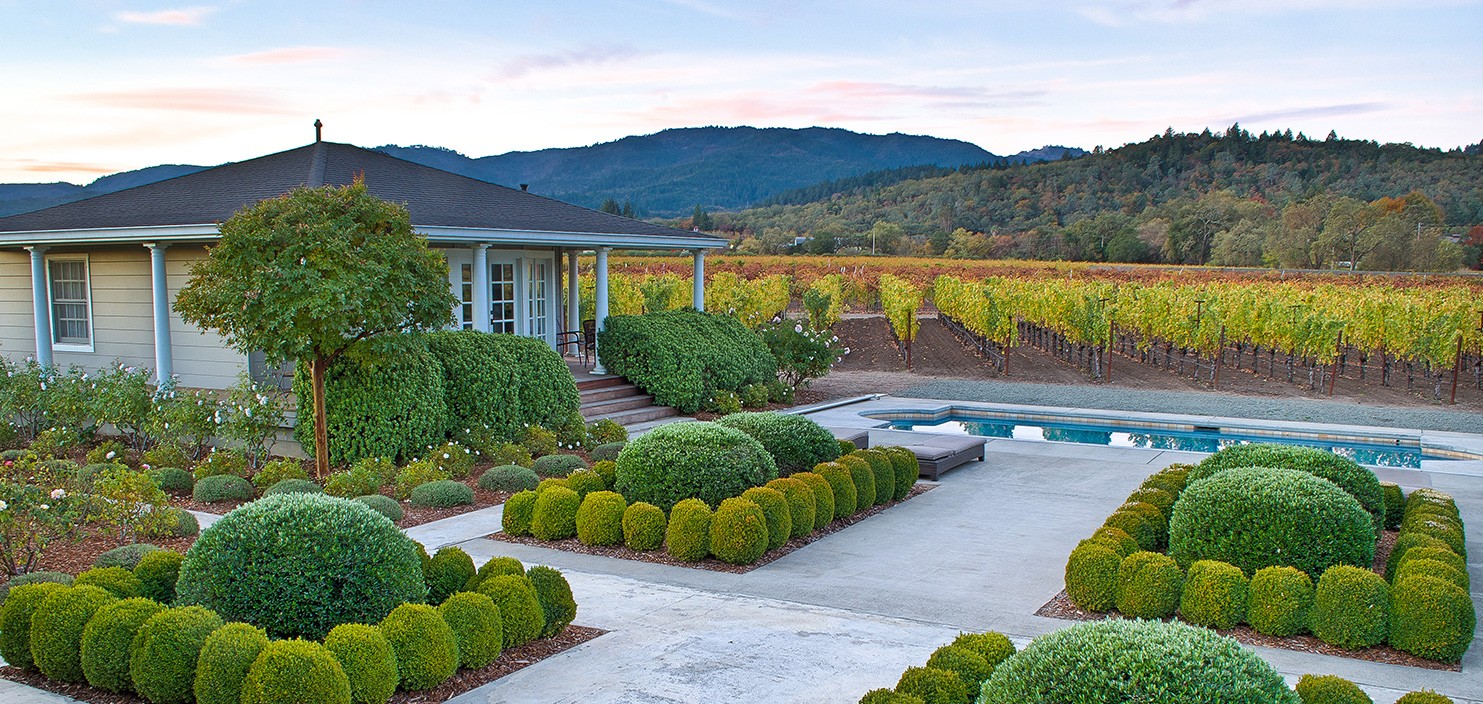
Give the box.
[310,354,331,479]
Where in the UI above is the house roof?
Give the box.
[0,140,726,250]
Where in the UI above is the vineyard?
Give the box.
[580,255,1483,401]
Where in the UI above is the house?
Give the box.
[0,130,726,389]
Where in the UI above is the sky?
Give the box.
[2,0,1479,184]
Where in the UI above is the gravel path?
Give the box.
[899,378,1483,434]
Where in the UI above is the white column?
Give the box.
[145,243,174,384]
[565,249,580,354]
[692,249,706,312]
[592,247,610,374]
[472,243,490,332]
[25,246,51,367]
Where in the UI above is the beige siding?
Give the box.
[0,250,34,360]
[166,246,248,389]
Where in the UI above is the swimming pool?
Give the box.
[879,414,1465,469]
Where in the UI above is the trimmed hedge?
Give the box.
[614,421,777,512]
[353,494,404,522]
[479,464,539,493]
[766,477,817,539]
[409,479,475,508]
[1104,508,1160,552]
[475,575,546,649]
[193,474,255,503]
[817,464,862,519]
[323,623,397,704]
[792,471,836,528]
[94,543,162,570]
[715,412,840,476]
[597,309,776,413]
[591,441,626,463]
[31,585,117,683]
[324,468,380,500]
[1190,443,1385,531]
[251,459,309,492]
[860,690,925,704]
[467,557,525,593]
[1395,693,1455,704]
[239,638,351,704]
[501,490,538,536]
[710,497,769,565]
[591,461,617,488]
[81,597,165,693]
[1381,482,1405,530]
[193,622,270,704]
[425,546,477,605]
[175,494,427,639]
[437,592,503,668]
[1294,674,1373,704]
[1248,566,1314,637]
[1396,558,1469,591]
[1115,551,1183,619]
[881,447,919,501]
[426,330,580,444]
[531,486,581,541]
[894,666,967,704]
[0,582,68,670]
[262,478,322,497]
[379,603,458,691]
[665,498,712,562]
[1065,543,1121,611]
[856,450,897,507]
[532,453,588,479]
[1389,575,1476,662]
[949,632,1014,669]
[130,605,225,704]
[925,644,991,692]
[149,467,195,493]
[1387,533,1452,581]
[740,486,791,551]
[566,469,607,499]
[75,566,141,599]
[1310,565,1389,649]
[0,572,71,607]
[837,454,877,509]
[1127,486,1175,516]
[1090,526,1139,557]
[1180,560,1249,629]
[1167,466,1375,577]
[622,502,667,551]
[978,619,1299,703]
[527,565,577,639]
[292,336,448,465]
[576,491,628,546]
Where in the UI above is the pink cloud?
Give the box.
[222,46,350,65]
[6,159,119,175]
[497,44,649,80]
[113,6,216,26]
[69,88,295,115]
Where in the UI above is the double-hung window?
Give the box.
[48,257,92,348]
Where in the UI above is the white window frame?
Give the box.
[528,258,550,338]
[45,254,95,352]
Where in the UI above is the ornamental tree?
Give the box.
[175,180,454,477]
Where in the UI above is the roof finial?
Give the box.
[314,119,323,143]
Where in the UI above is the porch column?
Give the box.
[566,249,580,354]
[592,246,610,374]
[25,245,51,367]
[472,243,491,332]
[145,243,174,384]
[692,249,706,312]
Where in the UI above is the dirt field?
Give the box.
[818,315,1483,413]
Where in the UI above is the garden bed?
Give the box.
[0,624,607,703]
[173,476,515,529]
[490,483,933,573]
[31,527,196,577]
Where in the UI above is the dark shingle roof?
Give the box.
[0,141,720,245]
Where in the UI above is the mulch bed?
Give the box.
[0,625,606,704]
[170,476,515,529]
[31,527,196,576]
[1033,528,1457,671]
[490,483,935,573]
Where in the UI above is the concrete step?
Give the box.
[581,394,658,415]
[580,383,642,403]
[588,405,681,426]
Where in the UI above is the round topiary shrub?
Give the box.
[715,411,840,476]
[591,460,617,488]
[1405,516,1466,557]
[613,421,777,512]
[81,597,165,693]
[566,469,607,499]
[1179,560,1248,629]
[1396,691,1455,704]
[193,474,254,503]
[622,501,667,552]
[1381,482,1405,530]
[926,644,992,692]
[1310,565,1389,649]
[766,477,816,539]
[591,441,626,463]
[1294,674,1373,704]
[130,605,225,704]
[478,464,539,493]
[425,546,477,605]
[149,467,195,493]
[158,506,200,538]
[1167,466,1375,578]
[880,446,919,501]
[665,498,712,562]
[1127,486,1175,516]
[1065,542,1121,612]
[536,477,570,494]
[1248,565,1314,637]
[501,490,538,536]
[815,463,858,518]
[466,556,525,593]
[837,454,876,509]
[240,638,351,704]
[192,622,270,704]
[323,623,397,704]
[792,471,835,528]
[1141,467,1189,498]
[94,543,163,570]
[527,565,577,639]
[860,689,925,704]
[476,575,546,648]
[75,566,142,599]
[1393,546,1466,579]
[531,485,581,541]
[740,486,791,551]
[0,572,72,607]
[260,478,323,497]
[437,591,503,668]
[175,494,426,639]
[855,450,897,506]
[980,619,1298,703]
[576,490,627,546]
[409,479,475,508]
[949,631,1014,670]
[0,581,68,670]
[31,585,117,682]
[1389,575,1476,662]
[532,453,588,478]
[353,494,404,522]
[895,666,967,704]
[710,497,770,565]
[1190,444,1385,531]
[1115,551,1184,619]
[251,459,310,492]
[1090,526,1139,557]
[378,603,457,691]
[1396,558,1470,592]
[1103,508,1160,552]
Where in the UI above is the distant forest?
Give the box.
[697,126,1483,271]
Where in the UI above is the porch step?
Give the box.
[587,405,680,426]
[579,383,642,403]
[574,374,626,391]
[581,394,658,415]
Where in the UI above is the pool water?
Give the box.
[884,417,1443,469]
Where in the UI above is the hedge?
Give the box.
[710,497,770,565]
[437,592,504,669]
[576,491,627,546]
[130,605,225,704]
[925,645,992,692]
[881,447,919,501]
[1090,526,1139,557]
[425,546,477,605]
[1381,482,1405,530]
[623,502,667,551]
[837,454,877,509]
[533,453,588,479]
[598,309,776,413]
[193,622,270,704]
[1389,575,1476,662]
[94,543,162,570]
[740,486,791,551]
[791,471,836,529]
[239,638,351,704]
[75,566,141,599]
[614,421,777,512]
[1294,674,1373,704]
[1179,560,1248,630]
[566,469,607,499]
[1115,551,1183,619]
[1248,566,1314,637]
[1167,466,1374,577]
[262,478,323,497]
[1396,693,1454,704]
[292,336,448,465]
[527,565,577,639]
[1189,443,1385,531]
[353,494,404,522]
[666,498,713,562]
[1395,558,1469,591]
[0,581,68,670]
[501,490,538,536]
[857,450,898,507]
[979,619,1298,703]
[194,475,255,503]
[467,557,526,593]
[479,464,540,492]
[31,585,117,683]
[948,632,1014,669]
[80,597,165,693]
[323,623,397,704]
[1104,508,1160,552]
[766,477,817,539]
[409,479,475,508]
[132,551,183,603]
[426,330,581,443]
[531,486,580,541]
[715,412,840,476]
[591,441,626,463]
[814,463,857,518]
[1310,565,1389,649]
[894,666,967,704]
[1065,543,1121,611]
[1387,533,1452,581]
[378,603,458,691]
[475,575,546,649]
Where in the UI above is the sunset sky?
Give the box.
[3,0,1479,183]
